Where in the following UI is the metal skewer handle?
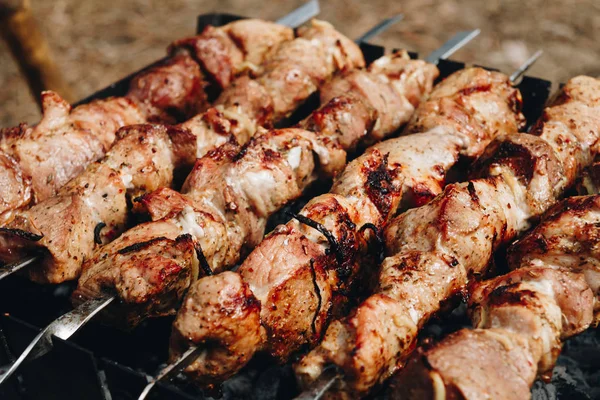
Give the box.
[276,0,320,27]
[0,294,115,385]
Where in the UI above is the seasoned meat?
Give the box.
[127,54,207,123]
[171,19,293,89]
[173,67,524,385]
[215,20,365,124]
[73,50,429,332]
[0,124,183,283]
[301,76,600,397]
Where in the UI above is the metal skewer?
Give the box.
[137,345,204,399]
[0,293,114,385]
[293,47,544,400]
[510,49,544,84]
[425,29,480,64]
[136,17,408,400]
[137,26,480,400]
[0,255,38,280]
[355,14,404,44]
[276,0,320,27]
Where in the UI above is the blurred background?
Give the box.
[1,0,599,128]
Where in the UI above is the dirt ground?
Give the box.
[1,0,599,128]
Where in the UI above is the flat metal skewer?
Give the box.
[138,345,203,400]
[0,293,114,385]
[136,17,408,400]
[425,29,480,64]
[0,255,39,281]
[276,0,320,27]
[510,49,544,84]
[355,13,404,44]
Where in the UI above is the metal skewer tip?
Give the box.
[138,345,203,400]
[0,294,114,385]
[510,49,543,84]
[276,0,320,28]
[295,366,341,400]
[0,254,39,281]
[355,13,404,44]
[425,29,480,64]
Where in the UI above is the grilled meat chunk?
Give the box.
[171,19,293,89]
[172,67,524,385]
[0,124,189,283]
[127,54,207,123]
[0,92,145,219]
[303,76,600,397]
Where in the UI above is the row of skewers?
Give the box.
[1,2,598,399]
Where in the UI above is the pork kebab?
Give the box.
[390,80,600,400]
[391,194,600,400]
[297,75,600,398]
[70,44,439,329]
[164,63,524,387]
[0,19,365,284]
[0,15,300,225]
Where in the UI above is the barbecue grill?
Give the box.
[0,11,597,400]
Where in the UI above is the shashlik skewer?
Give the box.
[0,19,392,385]
[390,193,600,400]
[0,18,365,284]
[296,74,600,398]
[137,32,483,400]
[71,44,430,327]
[168,47,528,391]
[0,6,314,225]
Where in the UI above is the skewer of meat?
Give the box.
[296,74,600,398]
[0,5,314,225]
[136,32,484,400]
[0,18,365,284]
[0,18,394,385]
[390,193,600,400]
[71,42,433,327]
[164,43,531,393]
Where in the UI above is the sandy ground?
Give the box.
[1,0,599,128]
